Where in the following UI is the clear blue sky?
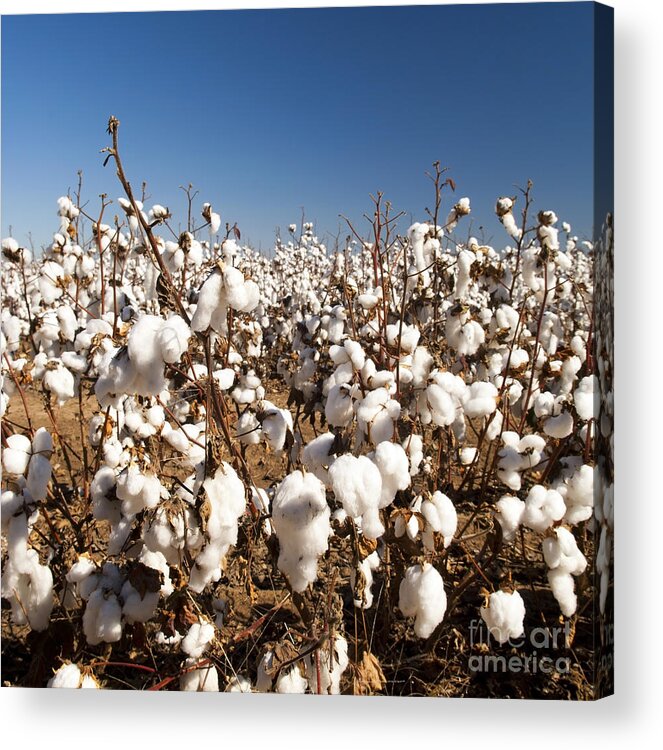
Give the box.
[2,3,596,253]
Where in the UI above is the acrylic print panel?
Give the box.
[0,1,613,698]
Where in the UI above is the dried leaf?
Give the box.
[128,562,163,599]
[353,651,386,695]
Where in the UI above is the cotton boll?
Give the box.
[276,665,309,694]
[257,400,293,452]
[543,411,574,439]
[306,635,349,694]
[329,455,383,539]
[495,495,526,543]
[542,527,587,617]
[182,618,215,658]
[236,411,261,445]
[157,314,191,363]
[398,563,446,638]
[421,491,457,549]
[459,447,477,466]
[402,434,424,476]
[301,432,336,484]
[189,463,247,593]
[325,383,354,427]
[226,674,253,693]
[373,441,410,508]
[462,382,498,419]
[180,658,219,692]
[271,471,331,592]
[351,551,381,609]
[480,590,526,645]
[48,662,83,688]
[2,434,32,476]
[26,454,52,502]
[82,588,123,645]
[522,485,566,532]
[560,464,595,525]
[574,375,598,421]
[356,387,400,445]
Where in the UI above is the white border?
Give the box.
[2,0,663,746]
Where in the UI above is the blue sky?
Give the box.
[2,3,595,253]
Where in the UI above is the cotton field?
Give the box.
[0,118,613,697]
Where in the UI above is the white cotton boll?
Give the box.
[191,269,226,333]
[213,368,235,391]
[534,391,556,418]
[402,434,424,476]
[561,464,595,525]
[325,383,354,427]
[61,351,88,373]
[80,673,101,689]
[480,590,526,645]
[306,635,349,694]
[399,563,446,638]
[485,410,504,442]
[226,674,253,693]
[180,658,219,691]
[421,491,457,548]
[2,434,32,475]
[48,663,82,688]
[522,485,566,532]
[463,381,498,419]
[181,619,215,659]
[120,577,160,624]
[574,375,597,421]
[373,441,410,509]
[26,454,52,502]
[425,382,456,426]
[301,432,336,483]
[42,361,75,405]
[82,588,123,645]
[356,387,400,445]
[329,455,383,539]
[543,411,574,439]
[258,400,293,452]
[276,665,308,694]
[162,423,191,453]
[188,463,246,593]
[146,404,165,428]
[271,471,331,592]
[157,315,191,364]
[495,495,526,543]
[236,411,261,445]
[459,447,477,465]
[542,527,587,617]
[351,551,381,609]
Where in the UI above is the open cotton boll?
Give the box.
[276,665,309,694]
[329,455,383,539]
[187,464,246,593]
[42,360,75,404]
[157,315,191,363]
[402,434,424,476]
[325,383,354,428]
[26,454,52,502]
[462,381,498,419]
[181,618,215,659]
[48,662,83,688]
[180,658,219,691]
[226,674,253,693]
[398,563,446,639]
[213,368,235,391]
[574,375,597,421]
[459,447,477,466]
[356,387,400,445]
[480,590,526,645]
[301,432,336,483]
[257,400,293,452]
[559,463,595,525]
[271,471,331,592]
[522,485,565,532]
[306,635,349,694]
[542,527,587,617]
[495,495,526,543]
[373,441,410,508]
[351,551,381,609]
[543,410,574,439]
[421,491,457,549]
[2,434,32,476]
[236,410,261,445]
[115,465,163,516]
[82,588,123,645]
